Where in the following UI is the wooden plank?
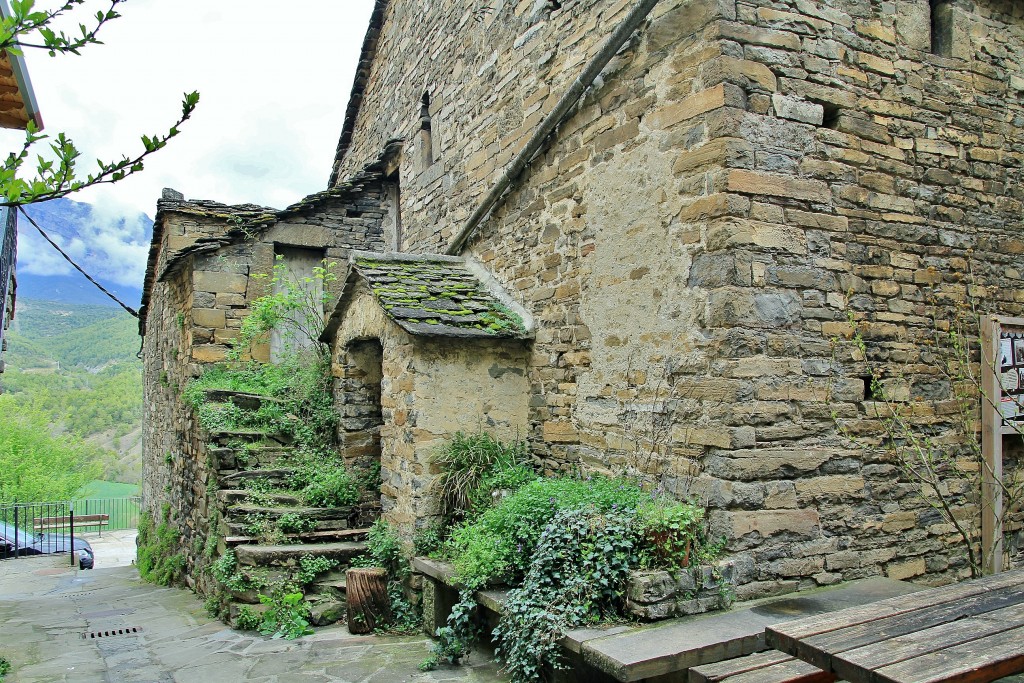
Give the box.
[767,570,1024,655]
[832,602,1024,683]
[792,584,1024,670]
[691,650,795,683]
[873,625,1024,683]
[980,314,1003,574]
[726,659,836,683]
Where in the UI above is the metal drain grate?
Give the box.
[82,626,143,639]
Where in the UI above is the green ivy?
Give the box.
[422,589,479,670]
[494,508,636,682]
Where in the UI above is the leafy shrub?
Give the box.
[413,522,447,557]
[423,589,479,670]
[353,519,406,579]
[235,606,262,631]
[444,476,645,588]
[299,467,358,508]
[0,655,10,678]
[466,462,537,514]
[432,475,719,681]
[432,432,529,516]
[295,554,338,584]
[634,497,704,571]
[277,512,316,535]
[210,548,263,593]
[230,256,337,362]
[258,589,313,639]
[243,513,285,545]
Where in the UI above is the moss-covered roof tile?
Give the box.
[344,253,531,340]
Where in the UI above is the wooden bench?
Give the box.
[33,514,110,534]
[690,650,836,683]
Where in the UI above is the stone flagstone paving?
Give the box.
[0,556,506,683]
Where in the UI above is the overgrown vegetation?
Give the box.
[431,431,530,519]
[137,504,184,586]
[420,434,722,681]
[0,655,9,679]
[352,519,423,634]
[230,256,337,362]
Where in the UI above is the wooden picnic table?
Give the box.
[765,568,1024,683]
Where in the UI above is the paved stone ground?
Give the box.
[0,556,507,683]
[82,529,138,569]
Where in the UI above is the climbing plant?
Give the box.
[828,283,1024,578]
[229,256,337,362]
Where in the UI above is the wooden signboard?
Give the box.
[980,315,1024,574]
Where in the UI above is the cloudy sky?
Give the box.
[2,0,376,287]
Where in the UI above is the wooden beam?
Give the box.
[980,314,1002,574]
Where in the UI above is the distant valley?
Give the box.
[1,198,150,502]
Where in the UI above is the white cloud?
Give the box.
[3,0,375,289]
[0,0,376,290]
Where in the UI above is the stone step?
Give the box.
[208,429,294,447]
[227,503,358,522]
[203,388,287,411]
[234,541,367,568]
[211,446,293,471]
[307,596,347,627]
[310,569,349,601]
[220,468,295,487]
[226,527,369,547]
[217,489,302,506]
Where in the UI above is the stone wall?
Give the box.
[334,0,1024,595]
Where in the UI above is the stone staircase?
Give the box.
[203,388,380,628]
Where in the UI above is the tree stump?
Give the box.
[346,567,391,634]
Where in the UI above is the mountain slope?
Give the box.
[16,197,152,308]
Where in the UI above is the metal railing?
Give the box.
[0,497,141,560]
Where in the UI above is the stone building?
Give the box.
[143,0,1024,599]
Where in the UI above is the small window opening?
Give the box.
[383,170,401,251]
[862,375,878,401]
[419,92,433,168]
[820,102,842,129]
[930,0,954,57]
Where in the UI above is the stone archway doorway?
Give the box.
[339,339,384,501]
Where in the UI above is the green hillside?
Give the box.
[1,300,144,494]
[7,299,141,368]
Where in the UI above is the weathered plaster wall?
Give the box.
[332,281,531,533]
[335,0,1024,594]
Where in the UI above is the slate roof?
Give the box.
[323,252,531,341]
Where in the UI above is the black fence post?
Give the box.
[69,504,75,569]
[13,505,19,559]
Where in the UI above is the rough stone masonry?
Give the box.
[143,0,1024,601]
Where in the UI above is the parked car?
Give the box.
[0,522,94,569]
